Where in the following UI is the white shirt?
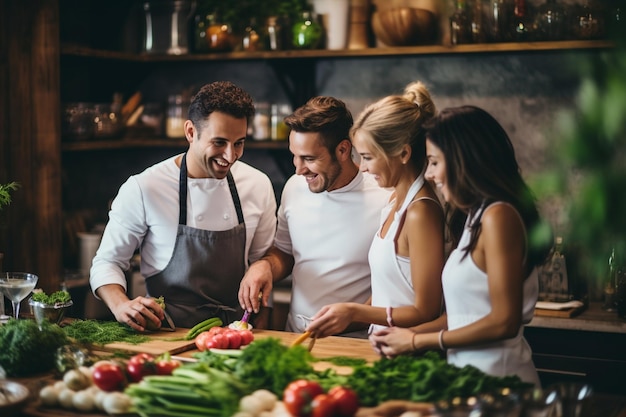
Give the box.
[90,155,277,294]
[443,202,540,385]
[275,171,391,336]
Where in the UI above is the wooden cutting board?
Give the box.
[99,327,196,355]
[175,329,381,364]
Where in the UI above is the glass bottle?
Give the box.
[602,247,617,311]
[489,0,512,42]
[533,0,567,41]
[292,11,324,50]
[271,104,292,141]
[450,0,473,45]
[242,18,262,51]
[471,0,487,43]
[265,16,283,51]
[512,0,532,41]
[539,236,571,301]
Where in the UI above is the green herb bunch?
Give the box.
[0,182,18,211]
[346,351,530,406]
[31,288,72,305]
[0,319,68,377]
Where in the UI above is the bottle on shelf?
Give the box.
[602,247,617,311]
[450,0,473,45]
[470,0,487,44]
[511,0,532,41]
[166,94,189,139]
[292,11,324,50]
[538,236,572,302]
[489,0,512,42]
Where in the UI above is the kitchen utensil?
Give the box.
[162,310,176,331]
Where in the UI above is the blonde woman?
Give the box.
[307,81,445,338]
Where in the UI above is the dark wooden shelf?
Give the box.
[61,137,289,151]
[60,40,613,62]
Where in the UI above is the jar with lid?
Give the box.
[166,94,189,139]
[93,103,122,138]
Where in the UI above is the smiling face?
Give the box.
[425,139,449,202]
[185,111,247,179]
[289,130,344,193]
[353,130,394,187]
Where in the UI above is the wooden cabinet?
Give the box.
[0,0,614,297]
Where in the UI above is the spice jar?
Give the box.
[166,94,188,139]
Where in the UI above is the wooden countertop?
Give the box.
[528,302,626,334]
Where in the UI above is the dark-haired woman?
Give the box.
[370,106,551,385]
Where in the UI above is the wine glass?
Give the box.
[0,272,38,320]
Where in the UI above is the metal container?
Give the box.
[142,0,194,55]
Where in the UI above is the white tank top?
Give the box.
[443,202,540,385]
[369,175,439,333]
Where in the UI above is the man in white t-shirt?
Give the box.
[238,96,390,338]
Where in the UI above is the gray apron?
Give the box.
[145,153,247,328]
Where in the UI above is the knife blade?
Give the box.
[161,310,176,332]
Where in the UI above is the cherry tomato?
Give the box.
[92,363,126,392]
[155,353,182,375]
[328,386,359,417]
[283,379,324,417]
[224,330,242,349]
[311,394,337,417]
[194,331,212,351]
[126,352,156,382]
[239,329,255,346]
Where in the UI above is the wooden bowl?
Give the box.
[371,7,437,46]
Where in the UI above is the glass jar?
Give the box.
[166,94,188,139]
[93,103,122,139]
[450,0,473,45]
[252,102,271,140]
[292,11,324,50]
[271,104,292,141]
[206,15,233,52]
[62,103,95,141]
[242,18,263,51]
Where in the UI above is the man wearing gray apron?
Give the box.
[89,81,277,333]
[145,153,246,328]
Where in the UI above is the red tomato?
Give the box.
[224,330,242,349]
[210,333,229,349]
[311,394,337,417]
[126,361,156,382]
[283,380,324,417]
[239,329,254,346]
[194,331,212,351]
[128,352,154,366]
[328,386,359,417]
[155,354,182,375]
[92,363,126,392]
[207,326,227,336]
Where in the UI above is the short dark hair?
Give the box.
[188,81,255,128]
[284,96,353,153]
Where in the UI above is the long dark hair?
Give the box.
[424,105,550,272]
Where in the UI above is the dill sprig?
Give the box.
[62,319,150,345]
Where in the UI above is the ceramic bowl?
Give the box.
[0,380,30,417]
[371,7,437,46]
[29,298,73,326]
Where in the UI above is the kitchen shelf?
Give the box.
[61,40,613,61]
[61,137,289,151]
